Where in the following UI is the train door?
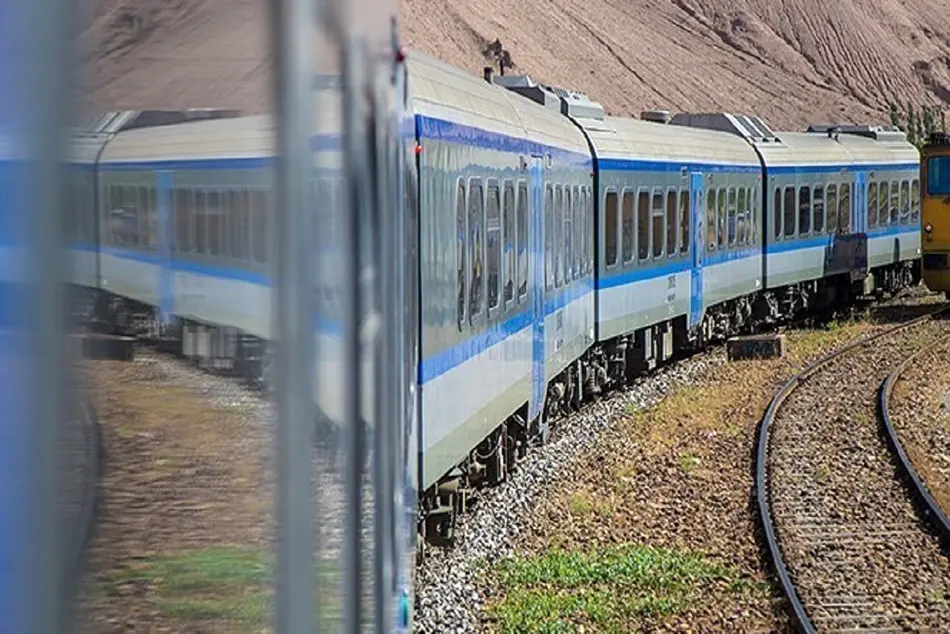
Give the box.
[528,157,546,431]
[157,171,174,326]
[853,170,870,276]
[854,171,867,234]
[688,172,704,329]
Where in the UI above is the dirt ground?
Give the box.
[76,0,950,129]
[483,296,944,633]
[73,353,274,634]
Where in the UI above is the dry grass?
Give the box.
[486,317,884,632]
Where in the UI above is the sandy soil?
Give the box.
[76,0,950,129]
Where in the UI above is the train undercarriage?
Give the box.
[75,258,922,555]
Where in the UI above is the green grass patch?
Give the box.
[488,544,737,633]
[104,546,272,629]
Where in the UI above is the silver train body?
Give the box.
[65,51,921,545]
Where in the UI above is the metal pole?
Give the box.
[269,0,316,631]
[0,0,69,632]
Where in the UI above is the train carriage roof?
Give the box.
[406,51,591,161]
[752,127,918,170]
[99,114,275,164]
[574,114,761,168]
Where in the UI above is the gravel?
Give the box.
[768,315,950,631]
[413,347,729,632]
[888,330,950,527]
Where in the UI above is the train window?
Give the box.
[456,182,467,324]
[783,186,796,238]
[912,179,920,222]
[174,188,193,252]
[812,185,825,233]
[238,189,251,261]
[773,187,782,240]
[652,189,665,258]
[516,182,528,302]
[544,185,554,290]
[878,182,889,226]
[194,189,207,253]
[715,188,726,249]
[727,187,737,246]
[586,187,594,274]
[225,190,239,259]
[737,187,748,244]
[620,189,636,264]
[825,184,838,232]
[503,182,515,307]
[867,181,878,228]
[573,187,586,278]
[798,186,811,236]
[706,189,717,250]
[927,157,950,195]
[838,183,851,232]
[679,189,690,254]
[138,186,153,249]
[554,185,564,288]
[604,190,619,268]
[469,180,485,318]
[564,187,573,282]
[889,180,899,224]
[900,180,910,224]
[666,189,677,256]
[486,183,501,311]
[750,185,758,244]
[207,190,224,256]
[250,190,268,264]
[638,190,650,260]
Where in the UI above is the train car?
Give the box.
[407,52,595,542]
[750,124,917,317]
[575,111,764,374]
[920,132,950,296]
[833,127,921,293]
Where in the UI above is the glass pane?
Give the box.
[604,191,618,267]
[622,191,636,263]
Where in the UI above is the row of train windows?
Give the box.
[704,186,759,251]
[104,185,270,264]
[603,187,692,268]
[454,179,594,326]
[772,178,920,239]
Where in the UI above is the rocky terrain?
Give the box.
[78,0,950,129]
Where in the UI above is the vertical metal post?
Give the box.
[269,0,315,631]
[340,38,368,633]
[0,0,69,632]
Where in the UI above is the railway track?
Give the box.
[757,305,950,633]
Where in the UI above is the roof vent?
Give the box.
[806,124,907,142]
[669,112,777,142]
[641,110,671,124]
[493,75,562,112]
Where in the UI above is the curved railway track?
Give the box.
[756,305,950,633]
[881,330,950,545]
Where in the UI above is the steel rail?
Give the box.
[754,305,949,634]
[880,329,950,545]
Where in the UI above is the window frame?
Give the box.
[604,188,619,270]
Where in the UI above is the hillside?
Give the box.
[78,0,950,129]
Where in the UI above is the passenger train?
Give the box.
[65,50,922,546]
